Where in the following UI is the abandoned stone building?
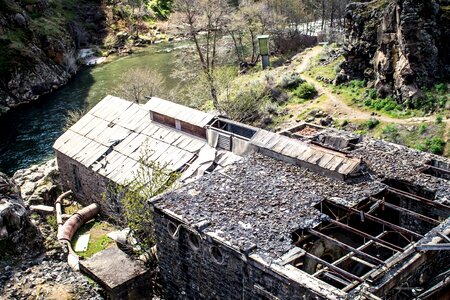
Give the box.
[53,95,242,207]
[151,123,450,299]
[54,95,450,299]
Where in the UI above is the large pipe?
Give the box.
[54,191,100,270]
[57,203,100,243]
[55,190,72,227]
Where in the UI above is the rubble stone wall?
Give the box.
[56,152,109,209]
[153,212,329,300]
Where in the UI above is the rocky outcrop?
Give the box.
[0,171,43,257]
[340,0,450,102]
[13,159,60,206]
[0,0,106,115]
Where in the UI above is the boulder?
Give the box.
[14,159,60,205]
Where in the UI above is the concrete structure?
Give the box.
[151,123,450,299]
[80,247,152,300]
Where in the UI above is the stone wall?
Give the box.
[153,211,329,300]
[340,0,450,102]
[56,152,110,209]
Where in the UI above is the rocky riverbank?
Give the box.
[0,159,105,299]
[0,0,107,115]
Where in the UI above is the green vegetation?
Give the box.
[307,48,344,81]
[64,108,88,132]
[294,82,318,100]
[73,220,115,259]
[416,137,446,155]
[46,215,57,230]
[105,144,179,258]
[307,47,449,119]
[364,118,380,130]
[381,124,399,141]
[149,0,173,19]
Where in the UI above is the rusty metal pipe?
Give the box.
[57,203,100,243]
[55,199,100,271]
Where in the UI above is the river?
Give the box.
[0,43,182,176]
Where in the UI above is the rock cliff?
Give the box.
[0,0,106,114]
[340,0,450,102]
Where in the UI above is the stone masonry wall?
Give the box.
[153,211,328,300]
[56,152,110,209]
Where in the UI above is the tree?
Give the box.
[104,143,180,255]
[172,0,232,110]
[115,67,166,104]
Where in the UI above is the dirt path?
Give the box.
[284,46,449,128]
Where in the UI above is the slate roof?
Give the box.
[54,96,238,184]
[152,153,384,260]
[251,129,361,179]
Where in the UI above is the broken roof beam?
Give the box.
[308,229,385,265]
[415,244,450,251]
[327,219,404,252]
[321,272,353,287]
[387,187,450,212]
[323,200,424,240]
[368,197,441,225]
[302,251,364,283]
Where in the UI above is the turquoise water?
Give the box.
[0,43,180,176]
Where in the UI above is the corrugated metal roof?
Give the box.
[250,130,361,178]
[143,97,215,127]
[54,95,220,185]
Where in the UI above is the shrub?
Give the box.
[436,115,443,124]
[349,80,365,89]
[219,81,269,123]
[64,108,87,131]
[427,137,446,154]
[368,89,377,100]
[295,82,318,100]
[365,118,380,130]
[382,124,399,141]
[280,72,304,89]
[418,123,427,134]
[415,137,445,154]
[435,83,448,94]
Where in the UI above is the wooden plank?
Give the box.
[183,138,206,153]
[324,156,344,171]
[368,197,440,225]
[324,200,424,240]
[69,113,95,134]
[83,118,110,142]
[307,150,325,164]
[328,219,403,252]
[318,153,335,169]
[80,143,109,167]
[88,95,111,116]
[64,133,91,158]
[53,130,76,151]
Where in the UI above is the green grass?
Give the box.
[305,47,448,119]
[72,220,115,259]
[307,51,343,80]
